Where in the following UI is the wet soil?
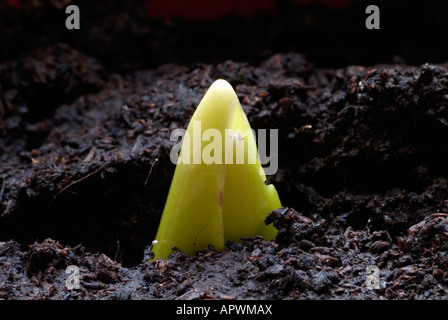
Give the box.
[1,0,448,300]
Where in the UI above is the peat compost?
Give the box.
[1,0,448,300]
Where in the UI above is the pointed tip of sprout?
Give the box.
[205,79,236,102]
[210,79,233,90]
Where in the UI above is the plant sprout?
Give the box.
[151,79,281,260]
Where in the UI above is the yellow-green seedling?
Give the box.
[151,79,281,260]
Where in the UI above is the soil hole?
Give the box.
[0,164,169,267]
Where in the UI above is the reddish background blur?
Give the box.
[144,0,356,21]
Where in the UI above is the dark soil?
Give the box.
[1,0,448,300]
